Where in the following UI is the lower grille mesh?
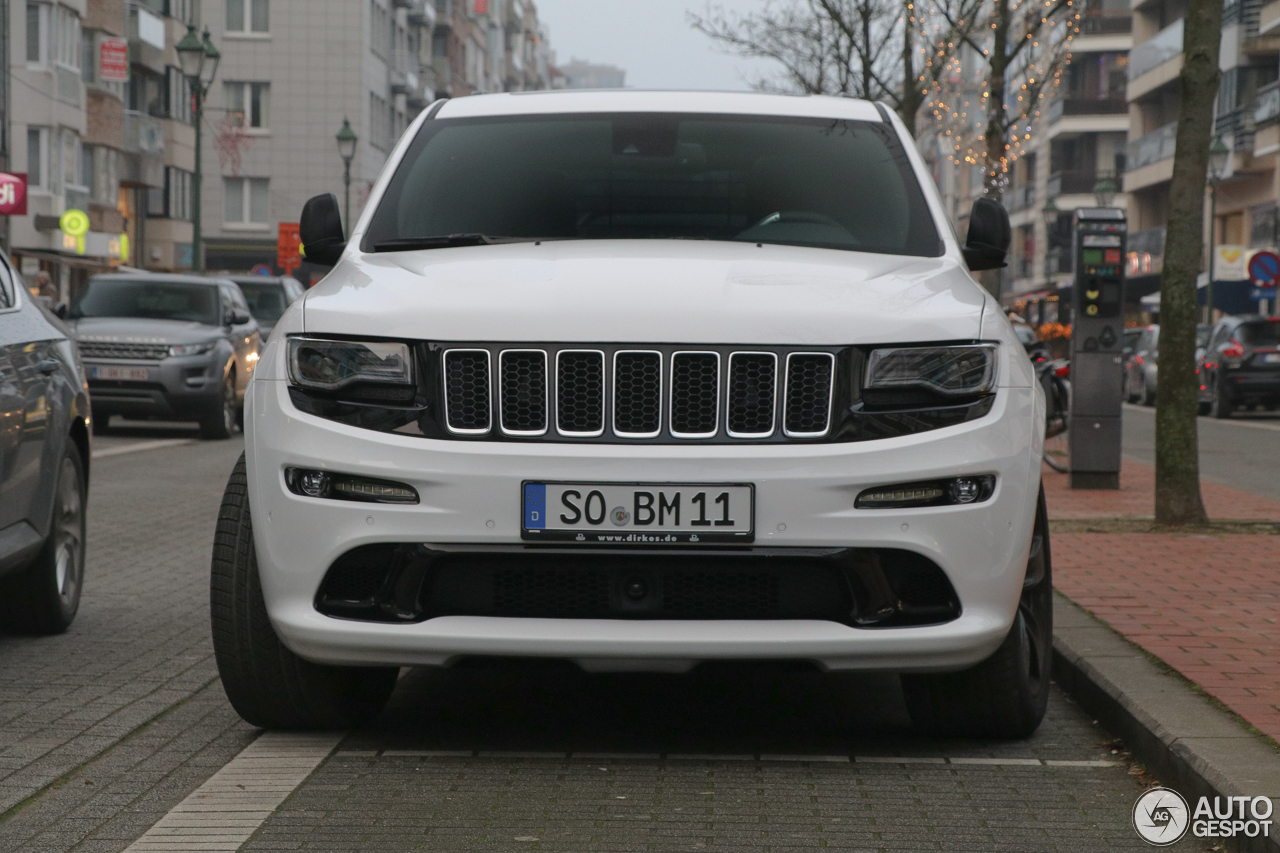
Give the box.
[492,569,610,618]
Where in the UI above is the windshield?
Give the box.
[365,113,942,257]
[1238,321,1280,346]
[73,279,221,325]
[1196,326,1211,349]
[235,281,289,325]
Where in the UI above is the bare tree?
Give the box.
[1154,0,1221,526]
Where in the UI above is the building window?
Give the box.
[370,92,389,150]
[26,3,47,65]
[61,129,84,194]
[167,68,192,123]
[27,127,47,190]
[224,177,269,225]
[226,0,269,33]
[224,82,269,129]
[149,167,193,220]
[54,5,80,70]
[371,1,390,58]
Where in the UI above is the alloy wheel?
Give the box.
[52,457,84,610]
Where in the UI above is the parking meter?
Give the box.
[1069,208,1126,489]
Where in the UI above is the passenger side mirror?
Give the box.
[227,308,252,326]
[963,198,1012,272]
[300,193,346,267]
[53,303,68,320]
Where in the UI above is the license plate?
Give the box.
[523,482,755,544]
[1262,353,1280,364]
[91,366,150,381]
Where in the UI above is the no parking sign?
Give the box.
[1249,250,1280,288]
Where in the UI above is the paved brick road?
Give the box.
[0,437,1209,852]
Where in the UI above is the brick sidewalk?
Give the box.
[1046,461,1280,743]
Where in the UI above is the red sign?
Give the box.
[0,173,28,216]
[99,37,128,82]
[1249,250,1280,287]
[277,222,301,274]
[474,0,488,13]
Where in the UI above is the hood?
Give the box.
[304,241,987,345]
[69,316,222,345]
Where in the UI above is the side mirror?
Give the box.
[227,308,252,326]
[300,193,346,266]
[54,303,68,320]
[963,197,1012,272]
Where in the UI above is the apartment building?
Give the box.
[431,0,552,98]
[1125,0,1280,316]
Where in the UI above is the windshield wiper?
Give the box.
[373,234,500,252]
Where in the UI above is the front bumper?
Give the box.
[246,377,1041,673]
[85,355,222,420]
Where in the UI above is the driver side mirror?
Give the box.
[227,308,252,326]
[300,193,346,267]
[963,198,1012,272]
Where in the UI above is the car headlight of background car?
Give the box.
[864,344,997,397]
[169,340,219,357]
[287,337,414,393]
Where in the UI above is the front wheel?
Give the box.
[902,486,1053,739]
[0,446,86,634]
[210,454,399,729]
[1210,378,1234,419]
[200,373,237,440]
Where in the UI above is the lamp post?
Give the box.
[177,26,220,273]
[336,118,358,239]
[1205,135,1231,324]
[1038,197,1060,327]
[1092,172,1118,208]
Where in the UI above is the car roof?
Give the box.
[90,273,233,286]
[433,90,886,123]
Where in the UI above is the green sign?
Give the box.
[60,209,90,238]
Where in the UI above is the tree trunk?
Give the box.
[983,0,1011,204]
[1154,0,1220,525]
[899,0,919,137]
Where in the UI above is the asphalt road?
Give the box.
[1122,403,1280,501]
[0,426,1209,852]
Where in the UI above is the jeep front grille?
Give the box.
[440,344,837,442]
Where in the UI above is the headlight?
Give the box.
[287,337,413,392]
[864,344,997,397]
[169,341,218,357]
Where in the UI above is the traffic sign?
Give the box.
[1249,250,1280,287]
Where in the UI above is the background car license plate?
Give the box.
[91,366,150,381]
[1262,353,1280,364]
[523,482,754,544]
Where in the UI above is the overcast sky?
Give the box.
[534,0,779,91]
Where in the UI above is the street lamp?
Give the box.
[1041,197,1059,303]
[1206,135,1231,323]
[336,118,358,240]
[177,26,220,273]
[1092,172,1118,208]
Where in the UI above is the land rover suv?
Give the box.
[210,91,1049,738]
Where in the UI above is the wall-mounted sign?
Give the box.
[277,222,301,274]
[1213,245,1247,281]
[0,173,27,216]
[100,37,129,82]
[474,0,488,13]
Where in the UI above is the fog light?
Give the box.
[298,470,331,498]
[949,478,981,504]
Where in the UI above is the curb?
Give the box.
[1053,591,1280,853]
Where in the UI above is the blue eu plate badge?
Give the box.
[524,483,546,529]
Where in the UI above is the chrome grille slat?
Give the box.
[556,350,605,437]
[727,352,777,438]
[669,352,720,438]
[79,342,169,361]
[443,349,492,434]
[784,352,835,437]
[499,349,548,436]
[613,351,662,438]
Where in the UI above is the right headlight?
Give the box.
[287,337,413,392]
[864,344,998,397]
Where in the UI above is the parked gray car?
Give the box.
[69,275,261,439]
[0,255,91,634]
[224,275,305,342]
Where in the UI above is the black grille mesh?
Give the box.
[663,572,779,619]
[444,350,491,432]
[727,353,776,435]
[670,353,719,435]
[614,352,662,435]
[79,342,169,361]
[785,354,834,435]
[493,569,610,618]
[557,351,604,434]
[500,350,547,433]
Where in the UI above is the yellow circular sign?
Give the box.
[60,209,90,238]
[119,233,130,261]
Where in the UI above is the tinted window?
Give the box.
[73,279,221,325]
[236,281,290,325]
[1196,326,1212,349]
[0,259,13,309]
[1237,321,1280,346]
[366,113,942,257]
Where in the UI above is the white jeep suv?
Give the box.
[210,90,1049,738]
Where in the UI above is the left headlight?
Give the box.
[864,344,997,397]
[169,340,219,357]
[287,337,413,392]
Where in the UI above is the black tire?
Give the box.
[1198,401,1212,416]
[0,445,86,634]
[210,454,399,729]
[1210,378,1233,419]
[1140,377,1155,406]
[902,486,1052,739]
[200,372,237,440]
[91,413,110,436]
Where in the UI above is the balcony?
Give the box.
[1079,14,1132,34]
[1047,169,1101,198]
[1256,80,1280,124]
[1046,97,1127,123]
[1128,19,1184,81]
[389,49,422,96]
[1010,184,1036,211]
[1127,122,1178,171]
[123,111,164,155]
